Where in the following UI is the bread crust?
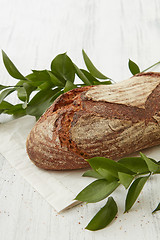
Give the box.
[26,73,160,170]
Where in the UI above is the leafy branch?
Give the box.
[0,50,112,120]
[75,153,160,231]
[1,50,160,120]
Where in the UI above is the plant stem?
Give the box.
[141,61,160,73]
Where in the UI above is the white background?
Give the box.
[0,0,160,239]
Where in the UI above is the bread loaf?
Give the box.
[26,72,160,170]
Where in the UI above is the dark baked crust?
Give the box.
[26,72,160,170]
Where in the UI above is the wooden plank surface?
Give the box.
[0,0,160,239]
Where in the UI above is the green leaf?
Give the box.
[125,176,149,212]
[27,89,54,106]
[64,80,77,92]
[30,70,53,90]
[47,71,64,86]
[140,152,159,173]
[17,87,27,102]
[26,101,50,120]
[2,50,26,80]
[97,168,118,182]
[87,157,134,178]
[79,70,112,85]
[26,73,37,81]
[28,81,44,88]
[82,49,108,79]
[0,84,12,91]
[128,59,140,75]
[118,157,149,174]
[118,172,134,189]
[80,69,98,85]
[0,100,13,110]
[26,88,61,119]
[26,73,49,87]
[23,83,36,101]
[49,89,63,103]
[26,73,44,86]
[32,70,50,82]
[51,53,75,83]
[74,64,92,85]
[82,170,103,179]
[75,179,119,203]
[15,80,26,87]
[0,88,15,104]
[93,80,112,85]
[38,81,52,91]
[4,104,26,117]
[152,202,160,213]
[86,197,118,231]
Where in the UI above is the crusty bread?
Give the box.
[26,72,160,170]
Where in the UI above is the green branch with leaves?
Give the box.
[0,50,112,120]
[75,153,160,231]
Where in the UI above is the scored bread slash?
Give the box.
[26,72,160,170]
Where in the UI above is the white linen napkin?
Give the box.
[0,115,160,212]
[0,116,92,212]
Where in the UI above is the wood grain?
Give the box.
[0,0,160,239]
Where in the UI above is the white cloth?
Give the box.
[0,116,92,212]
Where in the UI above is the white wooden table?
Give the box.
[0,0,160,239]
